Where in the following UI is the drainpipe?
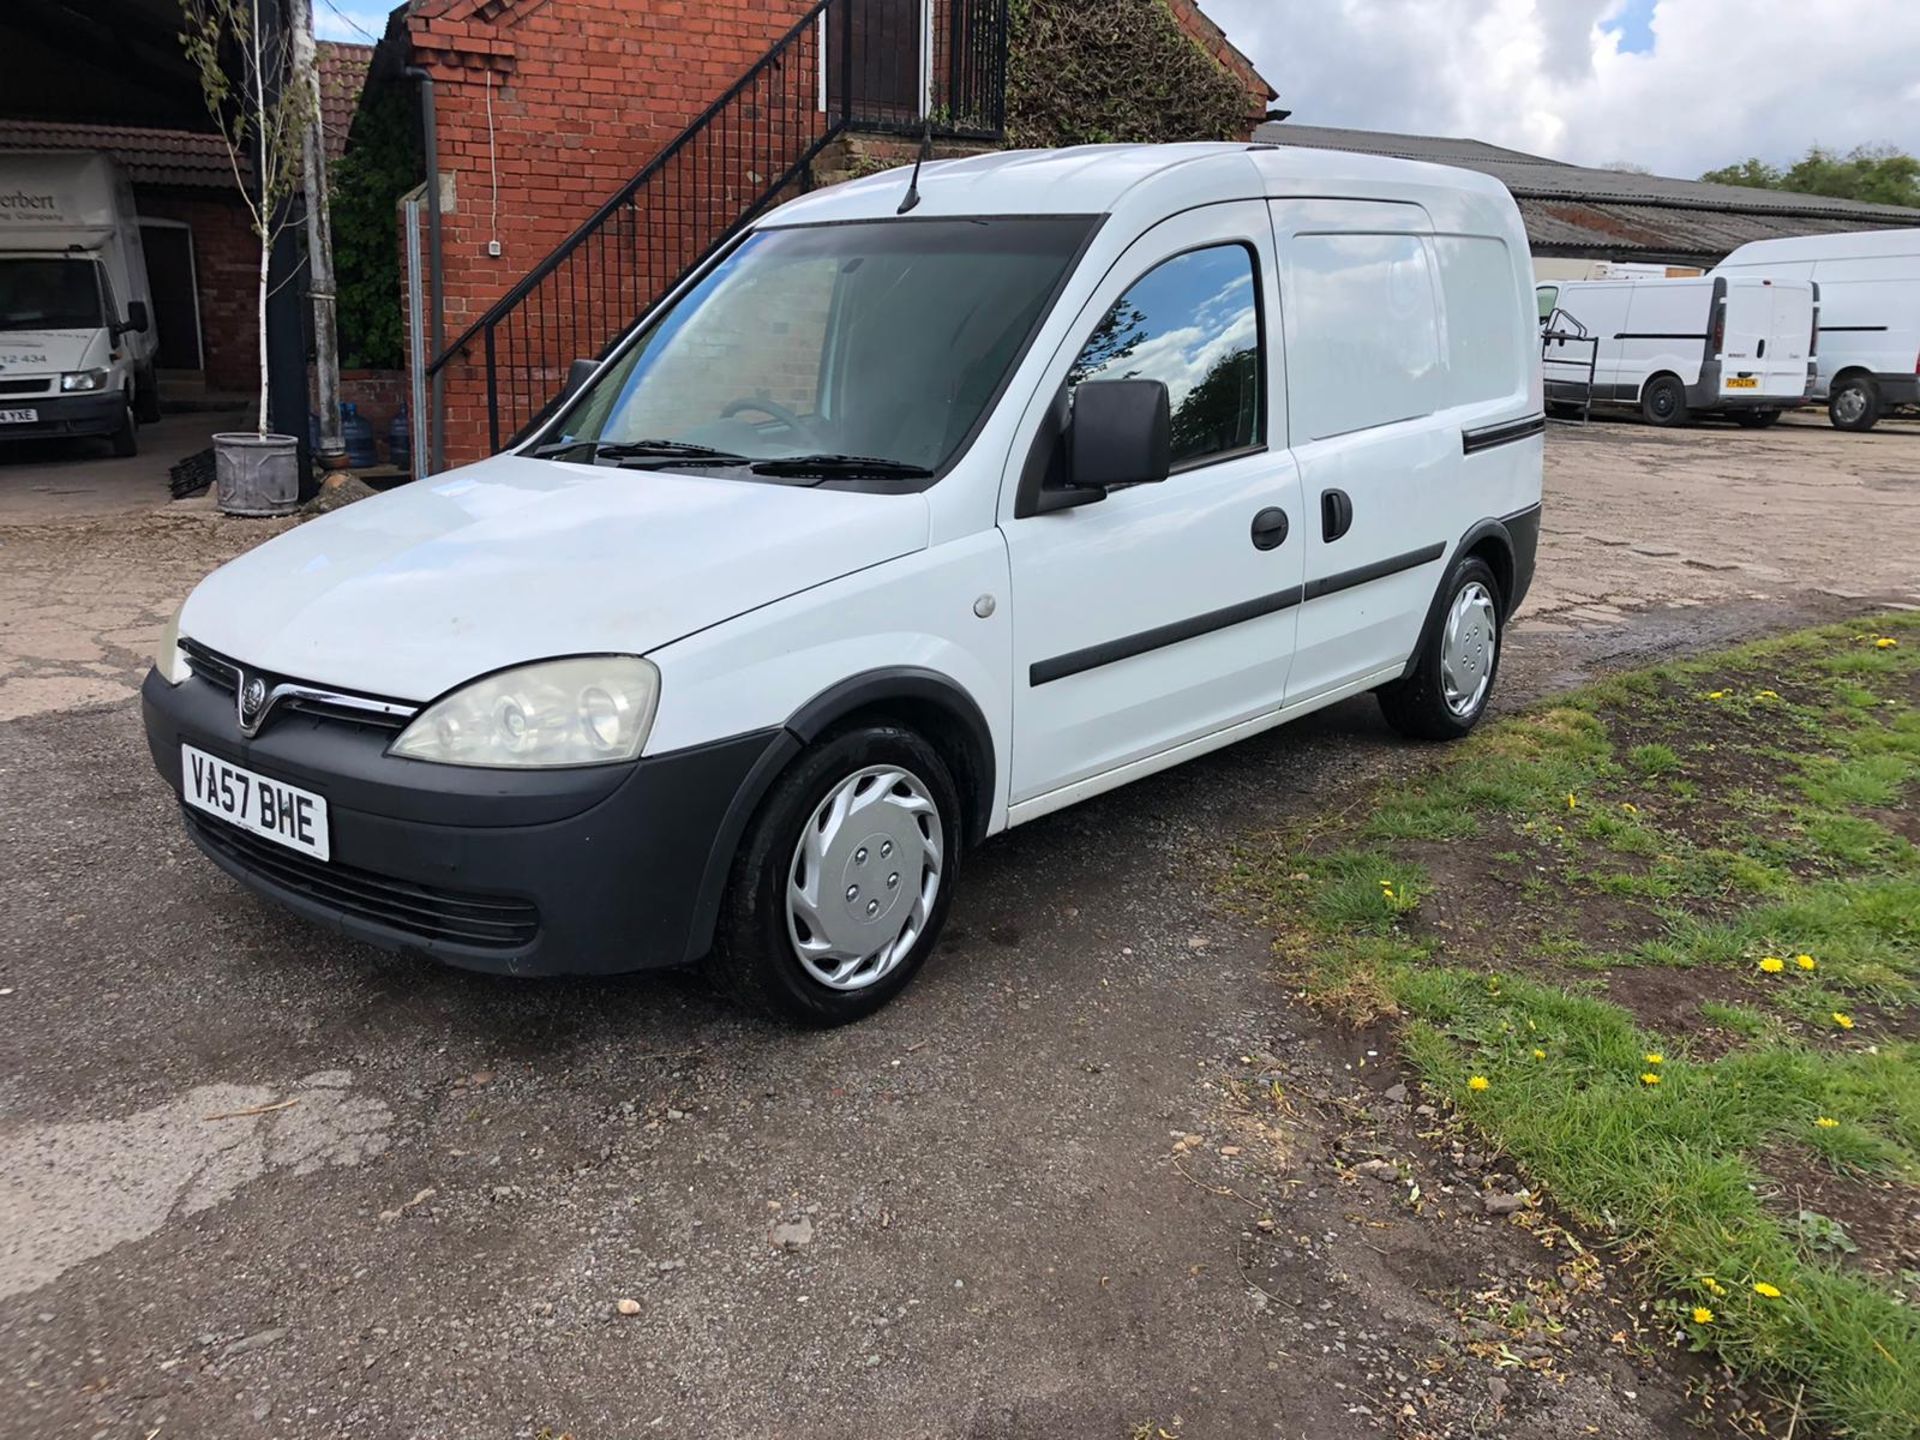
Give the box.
[403,65,446,475]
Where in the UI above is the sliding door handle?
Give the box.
[1321,488,1354,542]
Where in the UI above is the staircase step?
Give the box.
[810,132,1002,188]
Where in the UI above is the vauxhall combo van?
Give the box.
[144,144,1544,1023]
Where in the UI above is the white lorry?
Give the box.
[1538,274,1815,427]
[0,152,158,456]
[1713,228,1920,431]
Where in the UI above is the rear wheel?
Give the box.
[1733,409,1781,428]
[709,724,961,1025]
[109,392,138,457]
[1640,375,1690,427]
[1378,555,1502,742]
[1829,374,1881,432]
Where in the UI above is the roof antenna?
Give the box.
[897,111,934,215]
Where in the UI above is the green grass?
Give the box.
[1240,613,1920,1437]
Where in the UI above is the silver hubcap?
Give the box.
[786,766,943,991]
[1440,581,1498,717]
[1835,386,1866,423]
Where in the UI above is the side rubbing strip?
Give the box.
[1461,414,1546,454]
[1030,586,1304,687]
[1302,542,1446,602]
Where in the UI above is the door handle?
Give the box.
[1321,488,1353,542]
[1757,338,1767,358]
[1250,507,1289,551]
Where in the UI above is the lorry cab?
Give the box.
[143,143,1544,1024]
[1713,228,1920,431]
[1542,274,1815,427]
[0,152,157,455]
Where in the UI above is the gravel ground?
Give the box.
[1,416,1916,1437]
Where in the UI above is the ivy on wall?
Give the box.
[329,81,420,371]
[1004,0,1253,149]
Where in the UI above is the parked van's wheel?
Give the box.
[1829,374,1881,432]
[1734,409,1781,429]
[109,392,139,457]
[1640,375,1689,427]
[1378,555,1501,742]
[134,369,162,424]
[710,724,961,1025]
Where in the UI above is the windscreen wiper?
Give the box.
[530,438,749,465]
[749,453,935,480]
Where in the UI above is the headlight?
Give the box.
[154,601,190,685]
[60,368,109,392]
[388,656,660,768]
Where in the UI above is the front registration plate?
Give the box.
[182,743,330,861]
[0,407,38,423]
[1726,376,1759,389]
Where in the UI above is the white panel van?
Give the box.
[0,152,158,455]
[1539,275,1815,427]
[143,144,1543,1023]
[1713,228,1920,431]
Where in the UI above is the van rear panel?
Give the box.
[1716,278,1813,404]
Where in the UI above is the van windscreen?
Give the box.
[544,216,1096,479]
[0,257,106,331]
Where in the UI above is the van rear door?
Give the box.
[1718,278,1807,402]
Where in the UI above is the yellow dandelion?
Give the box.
[1753,1282,1782,1299]
[1468,1075,1490,1092]
[1815,1117,1839,1129]
[1795,954,1817,971]
[1832,1012,1855,1030]
[1875,637,1898,649]
[1532,1048,1546,1060]
[1692,1307,1715,1325]
[1699,1276,1726,1296]
[1640,1072,1662,1086]
[1621,802,1639,814]
[1645,1052,1664,1066]
[1567,792,1578,811]
[1707,690,1727,700]
[1758,956,1785,974]
[1755,689,1780,701]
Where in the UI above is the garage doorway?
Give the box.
[138,219,202,372]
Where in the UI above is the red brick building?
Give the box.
[358,0,1274,467]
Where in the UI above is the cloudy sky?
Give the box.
[1204,0,1920,178]
[313,0,1920,181]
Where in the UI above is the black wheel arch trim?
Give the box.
[681,668,998,965]
[1398,506,1540,683]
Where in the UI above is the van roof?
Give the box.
[1718,227,1920,268]
[764,142,1517,232]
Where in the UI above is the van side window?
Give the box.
[1287,233,1442,440]
[1070,244,1262,468]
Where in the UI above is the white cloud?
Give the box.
[1204,0,1920,177]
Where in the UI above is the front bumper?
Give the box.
[142,668,786,976]
[0,388,122,440]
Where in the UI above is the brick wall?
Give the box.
[133,189,259,397]
[406,0,819,464]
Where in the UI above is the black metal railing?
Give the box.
[430,0,1009,454]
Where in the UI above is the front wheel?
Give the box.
[109,392,138,457]
[1829,375,1881,432]
[1378,556,1502,741]
[709,724,961,1024]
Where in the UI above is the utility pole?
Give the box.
[290,0,344,465]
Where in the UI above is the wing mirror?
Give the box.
[115,300,150,337]
[1032,379,1172,514]
[561,357,597,403]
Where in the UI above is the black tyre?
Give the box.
[709,724,962,1025]
[1640,374,1689,427]
[1829,374,1881,432]
[109,392,138,457]
[1733,409,1781,429]
[1378,555,1503,742]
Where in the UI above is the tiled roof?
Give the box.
[1256,121,1920,261]
[316,41,375,163]
[0,117,241,191]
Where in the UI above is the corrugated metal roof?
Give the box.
[1256,122,1920,261]
[0,117,240,191]
[316,41,373,165]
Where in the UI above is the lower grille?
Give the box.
[186,809,540,950]
[0,378,50,396]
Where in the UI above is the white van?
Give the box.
[142,144,1543,1023]
[1539,275,1815,426]
[0,152,158,455]
[1713,228,1920,431]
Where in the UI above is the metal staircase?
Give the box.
[430,0,1009,452]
